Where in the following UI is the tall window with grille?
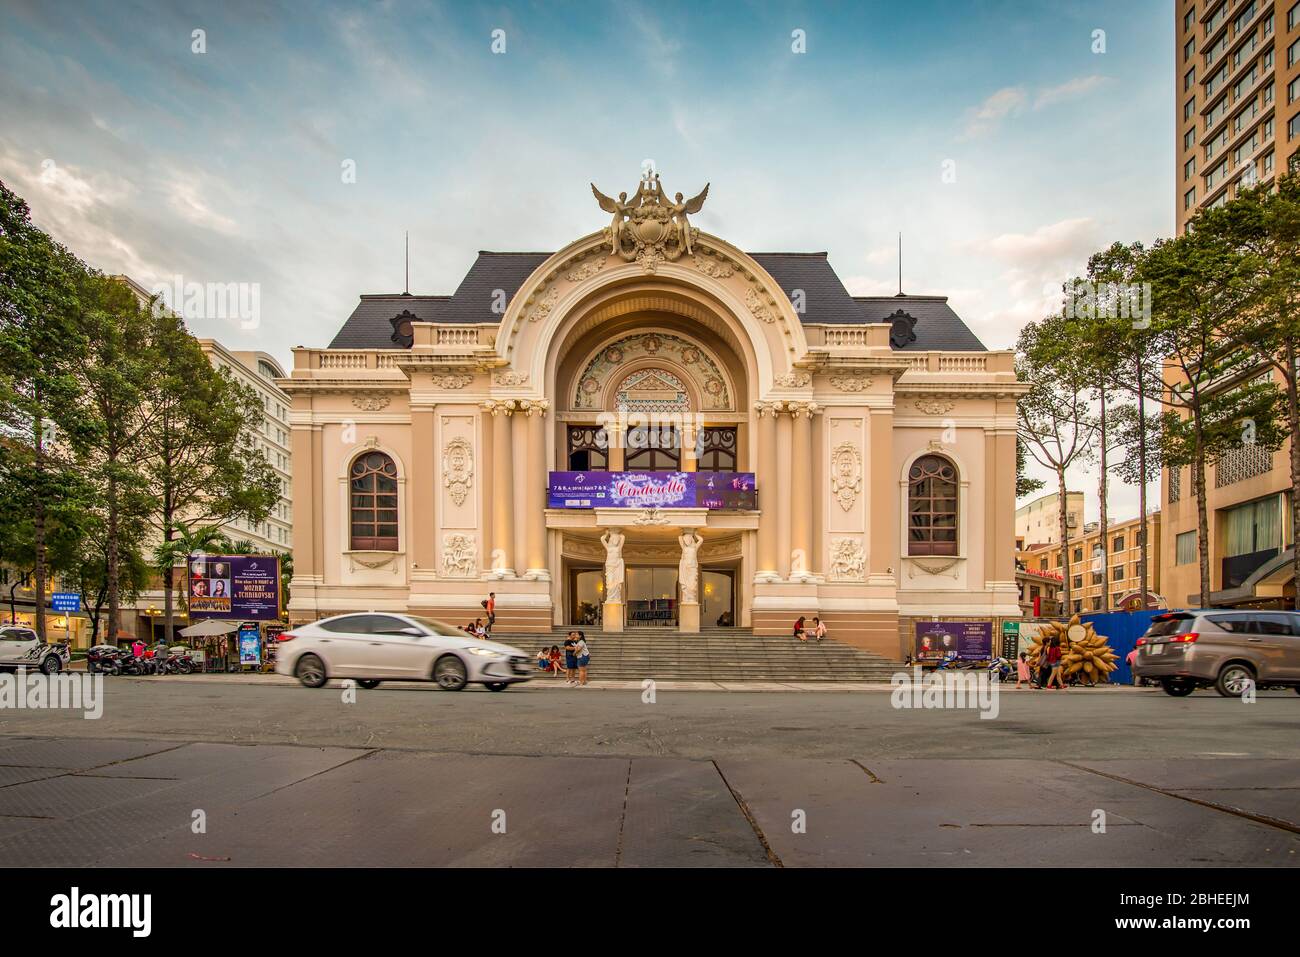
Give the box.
[566,426,609,471]
[349,452,399,550]
[696,427,738,471]
[906,455,958,556]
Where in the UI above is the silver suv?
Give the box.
[1136,610,1300,697]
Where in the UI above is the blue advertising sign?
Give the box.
[188,555,282,620]
[548,471,756,510]
[51,593,80,613]
[238,623,261,666]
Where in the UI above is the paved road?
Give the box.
[0,678,1296,866]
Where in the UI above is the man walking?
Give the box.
[485,592,496,635]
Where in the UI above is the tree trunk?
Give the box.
[1193,414,1212,608]
[106,463,121,642]
[1137,361,1149,609]
[32,408,47,638]
[162,523,176,644]
[1097,386,1109,612]
[1057,466,1071,611]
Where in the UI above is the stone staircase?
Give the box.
[494,625,902,682]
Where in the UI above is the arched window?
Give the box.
[907,455,958,556]
[350,452,399,550]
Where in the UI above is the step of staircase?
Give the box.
[492,629,902,681]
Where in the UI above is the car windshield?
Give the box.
[405,616,477,638]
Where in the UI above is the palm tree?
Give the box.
[152,524,231,643]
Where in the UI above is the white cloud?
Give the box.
[959,86,1028,139]
[1033,75,1111,110]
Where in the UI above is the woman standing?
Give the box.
[1044,636,1066,690]
[574,632,591,687]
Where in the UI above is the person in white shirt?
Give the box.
[574,632,591,687]
[812,617,826,642]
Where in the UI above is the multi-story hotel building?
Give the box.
[1176,0,1300,233]
[281,174,1027,660]
[1015,490,1085,548]
[1019,512,1164,616]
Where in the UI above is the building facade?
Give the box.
[1019,512,1164,616]
[282,176,1026,659]
[1015,490,1085,548]
[1175,0,1300,234]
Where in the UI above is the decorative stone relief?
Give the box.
[351,395,391,411]
[564,257,607,282]
[830,442,863,512]
[573,331,730,411]
[829,375,873,392]
[773,372,811,388]
[493,370,529,387]
[829,538,866,582]
[442,437,474,507]
[441,534,477,578]
[692,253,734,279]
[913,397,954,415]
[527,284,561,323]
[432,374,474,390]
[632,507,671,526]
[745,285,777,324]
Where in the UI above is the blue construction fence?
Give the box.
[1080,609,1165,685]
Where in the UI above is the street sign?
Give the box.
[51,593,80,613]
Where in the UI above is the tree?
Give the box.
[1211,174,1300,609]
[1016,313,1099,611]
[0,180,90,636]
[66,274,160,642]
[140,306,279,642]
[1139,227,1287,606]
[1016,438,1044,499]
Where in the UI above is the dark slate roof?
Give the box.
[326,251,986,351]
[854,295,988,352]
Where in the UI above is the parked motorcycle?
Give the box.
[163,652,196,675]
[85,645,124,675]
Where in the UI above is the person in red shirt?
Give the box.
[485,592,496,633]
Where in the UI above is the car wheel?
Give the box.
[433,655,468,691]
[357,679,381,689]
[295,654,327,689]
[40,656,61,676]
[1216,663,1256,698]
[485,682,509,692]
[1161,678,1195,697]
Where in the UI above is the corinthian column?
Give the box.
[776,405,793,579]
[490,401,515,577]
[790,402,816,580]
[755,403,779,581]
[523,400,549,579]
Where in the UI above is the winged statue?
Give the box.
[591,184,635,256]
[662,183,709,256]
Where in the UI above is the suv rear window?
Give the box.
[1147,615,1194,637]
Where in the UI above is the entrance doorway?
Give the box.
[570,569,603,626]
[702,570,735,627]
[627,566,677,626]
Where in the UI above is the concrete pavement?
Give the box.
[0,679,1295,866]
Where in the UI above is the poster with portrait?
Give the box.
[913,620,993,661]
[188,555,281,620]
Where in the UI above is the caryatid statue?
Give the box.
[601,528,626,605]
[677,530,703,604]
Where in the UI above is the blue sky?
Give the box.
[0,0,1174,518]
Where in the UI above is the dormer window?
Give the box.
[886,309,917,349]
[389,309,417,347]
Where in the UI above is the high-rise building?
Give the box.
[1175,0,1300,234]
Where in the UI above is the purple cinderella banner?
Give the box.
[548,471,756,510]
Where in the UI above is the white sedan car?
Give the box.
[275,613,533,691]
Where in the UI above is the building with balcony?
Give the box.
[281,176,1026,659]
[1015,490,1085,548]
[1176,0,1300,233]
